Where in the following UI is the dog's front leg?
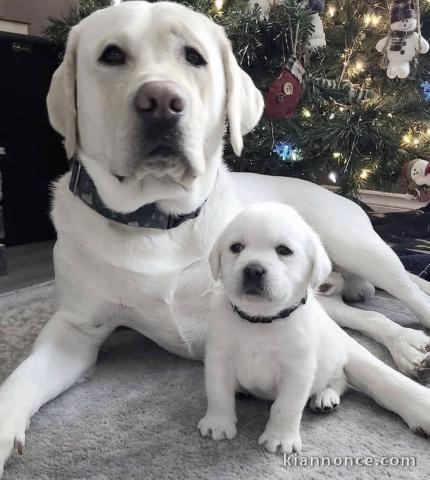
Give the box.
[0,309,112,477]
[198,351,237,441]
[258,364,314,454]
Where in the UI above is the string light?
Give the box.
[329,113,335,119]
[328,172,337,183]
[354,60,365,72]
[302,108,312,118]
[333,152,341,159]
[215,0,223,10]
[328,5,336,17]
[402,134,411,144]
[363,13,382,27]
[360,169,371,179]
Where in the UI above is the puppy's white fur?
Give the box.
[199,203,430,453]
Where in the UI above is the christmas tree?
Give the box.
[43,0,430,197]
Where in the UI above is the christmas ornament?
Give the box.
[420,81,430,102]
[376,0,429,79]
[305,0,326,50]
[402,158,430,194]
[273,141,301,161]
[310,76,373,102]
[265,56,305,119]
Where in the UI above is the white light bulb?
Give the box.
[328,172,337,183]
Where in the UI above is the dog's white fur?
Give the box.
[199,203,430,452]
[1,1,430,474]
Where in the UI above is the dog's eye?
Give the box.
[230,242,244,254]
[99,45,126,65]
[276,245,293,256]
[184,46,207,67]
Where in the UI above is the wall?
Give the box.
[0,0,78,36]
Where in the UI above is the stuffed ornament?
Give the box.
[252,0,325,118]
[376,0,429,79]
[402,158,430,192]
[305,0,326,50]
[265,56,306,119]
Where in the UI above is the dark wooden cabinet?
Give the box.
[0,32,68,246]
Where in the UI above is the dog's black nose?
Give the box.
[243,263,266,280]
[134,81,185,123]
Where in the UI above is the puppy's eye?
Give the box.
[184,46,207,67]
[99,45,126,65]
[276,245,293,256]
[230,242,244,254]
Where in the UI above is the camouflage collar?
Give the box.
[69,159,204,229]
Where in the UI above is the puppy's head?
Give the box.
[209,202,332,316]
[47,1,263,197]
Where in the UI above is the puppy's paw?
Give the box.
[389,328,430,383]
[309,387,340,412]
[258,426,302,454]
[198,414,237,441]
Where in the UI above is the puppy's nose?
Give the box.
[243,263,266,280]
[134,81,185,122]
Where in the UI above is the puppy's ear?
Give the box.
[46,25,79,159]
[208,238,222,281]
[309,232,332,289]
[221,37,264,156]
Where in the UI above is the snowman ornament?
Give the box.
[376,0,429,79]
[403,159,430,195]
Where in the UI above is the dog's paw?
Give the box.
[389,328,430,383]
[258,426,302,454]
[0,401,28,478]
[318,270,345,297]
[309,387,340,412]
[342,277,375,303]
[198,414,237,441]
[403,392,430,439]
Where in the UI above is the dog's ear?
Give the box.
[208,238,222,281]
[309,232,332,289]
[46,25,79,159]
[221,37,264,156]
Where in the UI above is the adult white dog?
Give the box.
[199,202,430,453]
[0,1,430,475]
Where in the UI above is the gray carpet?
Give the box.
[0,283,428,480]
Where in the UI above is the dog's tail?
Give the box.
[409,272,430,296]
[344,337,430,437]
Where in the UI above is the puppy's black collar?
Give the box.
[69,159,204,229]
[232,295,307,324]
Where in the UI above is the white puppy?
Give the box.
[198,202,430,453]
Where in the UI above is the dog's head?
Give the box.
[47,1,263,208]
[209,202,332,316]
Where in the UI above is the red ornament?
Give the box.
[264,57,305,120]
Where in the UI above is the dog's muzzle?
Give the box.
[134,80,185,159]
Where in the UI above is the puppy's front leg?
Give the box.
[258,364,314,454]
[198,351,237,441]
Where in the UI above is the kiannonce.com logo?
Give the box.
[284,455,417,468]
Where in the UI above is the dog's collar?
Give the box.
[231,295,307,324]
[69,159,204,229]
